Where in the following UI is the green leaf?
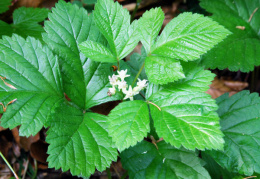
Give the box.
[165,61,216,92]
[0,35,63,136]
[151,12,231,61]
[44,1,119,109]
[46,103,118,177]
[145,56,185,84]
[138,8,164,54]
[79,40,116,63]
[0,7,49,39]
[93,0,140,60]
[148,64,223,150]
[200,0,260,72]
[120,140,211,179]
[206,91,260,175]
[108,100,150,151]
[0,0,11,14]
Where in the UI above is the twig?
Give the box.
[22,158,29,179]
[248,7,259,22]
[112,163,121,178]
[236,26,245,30]
[243,176,257,179]
[0,76,17,89]
[0,152,19,179]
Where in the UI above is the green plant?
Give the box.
[0,0,259,178]
[0,3,49,39]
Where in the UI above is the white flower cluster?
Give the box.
[108,69,148,101]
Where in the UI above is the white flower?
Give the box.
[107,87,116,96]
[117,69,130,81]
[136,78,148,90]
[117,80,127,91]
[123,86,135,101]
[108,74,119,86]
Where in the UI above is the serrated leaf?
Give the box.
[120,140,210,179]
[146,61,215,98]
[145,56,185,84]
[165,61,216,92]
[206,91,260,175]
[151,12,231,61]
[0,0,11,14]
[0,7,49,39]
[79,40,116,63]
[46,103,118,177]
[0,35,63,136]
[138,7,164,54]
[93,0,140,60]
[200,0,260,72]
[148,64,223,150]
[44,1,119,109]
[108,100,150,151]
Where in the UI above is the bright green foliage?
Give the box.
[200,0,260,72]
[0,35,63,136]
[0,0,11,13]
[79,40,116,62]
[92,0,140,60]
[139,12,230,84]
[0,7,49,39]
[43,1,119,109]
[150,12,231,61]
[148,63,224,150]
[145,56,185,84]
[206,91,260,176]
[120,141,211,179]
[108,100,150,151]
[138,8,164,54]
[46,103,118,177]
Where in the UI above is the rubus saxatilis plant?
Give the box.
[1,0,259,178]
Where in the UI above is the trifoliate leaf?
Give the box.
[148,64,223,150]
[151,12,231,61]
[79,40,116,63]
[108,100,150,151]
[120,140,211,179]
[138,8,164,54]
[44,1,119,109]
[200,0,260,72]
[0,7,49,39]
[0,35,63,136]
[145,56,185,84]
[94,0,140,60]
[46,103,118,177]
[0,0,11,14]
[206,91,260,175]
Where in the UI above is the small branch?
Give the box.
[150,136,158,150]
[111,163,121,178]
[0,152,19,179]
[147,101,161,111]
[0,99,17,112]
[243,176,257,179]
[248,7,259,22]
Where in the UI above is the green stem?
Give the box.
[0,152,19,179]
[106,168,112,179]
[117,59,120,71]
[131,0,142,22]
[32,159,37,179]
[131,62,145,87]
